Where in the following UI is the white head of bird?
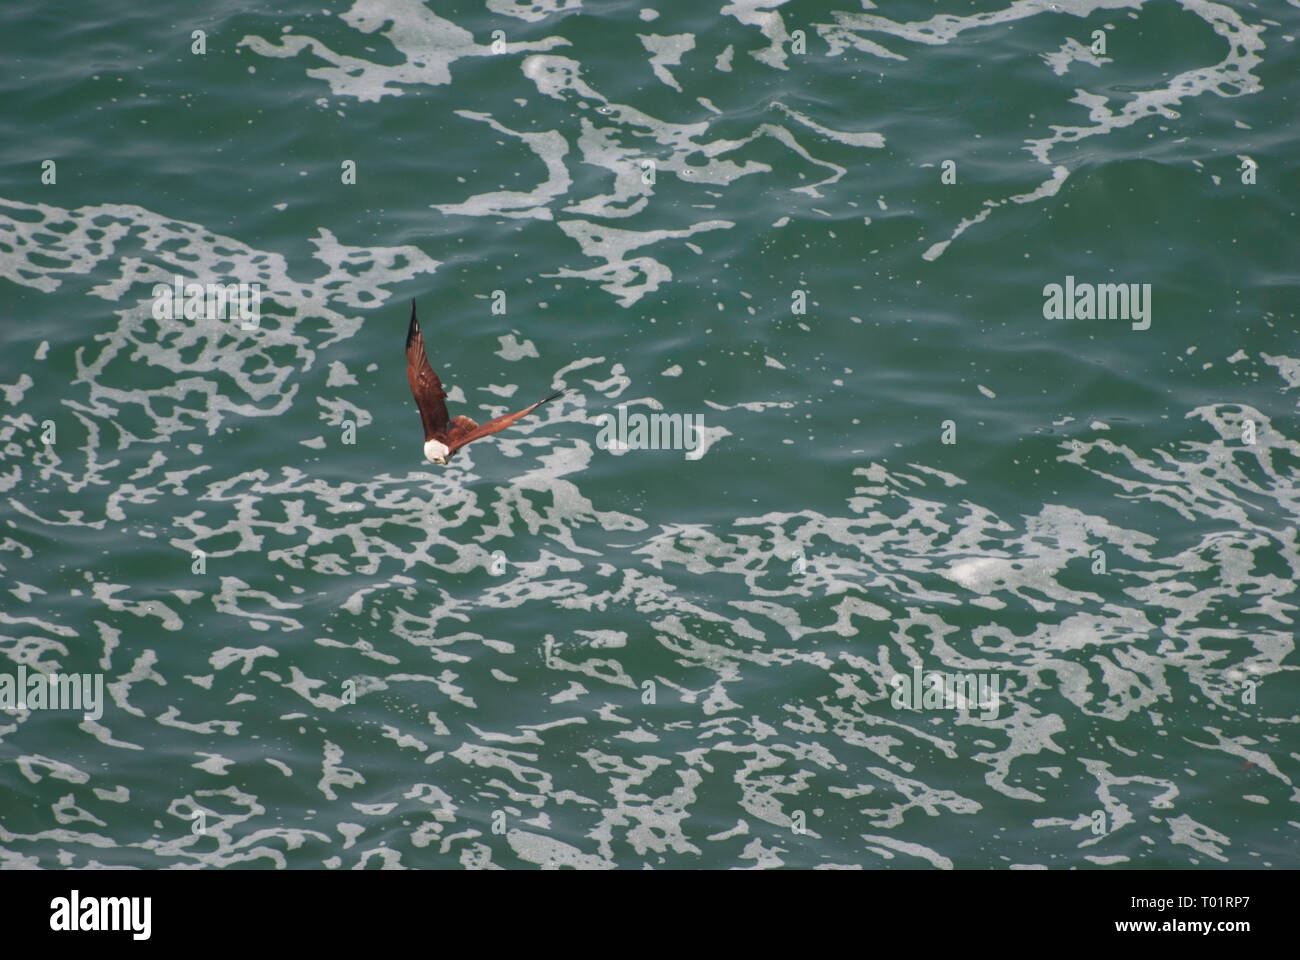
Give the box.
[424,438,451,465]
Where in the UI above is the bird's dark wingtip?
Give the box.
[406,300,420,347]
[539,388,566,406]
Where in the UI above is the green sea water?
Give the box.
[0,0,1297,869]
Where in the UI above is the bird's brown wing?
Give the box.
[446,390,565,453]
[406,301,449,441]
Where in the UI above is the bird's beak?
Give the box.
[435,457,447,466]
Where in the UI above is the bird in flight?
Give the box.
[405,300,563,465]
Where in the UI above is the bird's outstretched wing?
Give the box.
[447,390,565,453]
[406,301,449,441]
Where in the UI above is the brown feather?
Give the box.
[445,415,479,447]
[446,390,565,454]
[405,301,449,441]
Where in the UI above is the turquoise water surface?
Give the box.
[1,0,1297,869]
